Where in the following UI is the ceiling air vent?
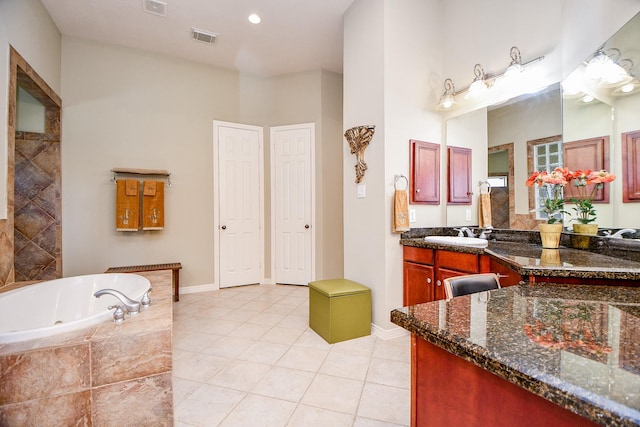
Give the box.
[192,28,217,45]
[142,0,167,17]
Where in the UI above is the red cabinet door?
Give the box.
[403,262,435,306]
[622,130,640,202]
[410,139,440,204]
[447,146,472,205]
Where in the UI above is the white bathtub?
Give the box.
[0,273,150,344]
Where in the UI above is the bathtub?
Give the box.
[0,273,150,344]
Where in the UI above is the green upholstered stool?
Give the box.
[309,279,371,344]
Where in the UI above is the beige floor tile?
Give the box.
[240,300,274,312]
[172,377,202,406]
[372,337,410,362]
[173,331,222,352]
[286,404,354,427]
[201,335,255,359]
[192,305,233,320]
[357,383,410,426]
[172,351,230,382]
[221,308,259,322]
[206,359,272,392]
[219,394,296,427]
[229,322,272,340]
[294,329,332,350]
[330,334,377,357]
[237,340,290,364]
[251,366,315,402]
[260,326,305,346]
[353,417,406,427]
[174,383,245,426]
[277,346,329,372]
[366,358,411,389]
[247,311,286,326]
[320,351,371,381]
[301,374,364,414]
[277,314,309,330]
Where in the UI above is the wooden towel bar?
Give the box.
[105,262,182,302]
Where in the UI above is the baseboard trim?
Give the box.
[179,283,217,294]
[371,323,409,340]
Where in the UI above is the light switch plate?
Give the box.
[357,184,366,198]
[465,208,471,221]
[410,209,416,223]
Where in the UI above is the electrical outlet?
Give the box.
[410,209,416,223]
[465,208,471,221]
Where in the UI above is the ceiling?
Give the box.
[40,0,355,77]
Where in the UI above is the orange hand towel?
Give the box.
[392,189,410,233]
[478,193,492,228]
[142,180,164,230]
[116,179,140,231]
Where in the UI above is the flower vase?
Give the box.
[571,223,598,249]
[538,223,563,249]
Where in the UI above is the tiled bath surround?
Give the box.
[0,270,174,426]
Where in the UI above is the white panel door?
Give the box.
[272,124,314,286]
[215,122,263,288]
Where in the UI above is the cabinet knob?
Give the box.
[416,188,421,193]
[426,278,432,284]
[436,280,442,286]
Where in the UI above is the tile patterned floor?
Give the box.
[172,284,410,427]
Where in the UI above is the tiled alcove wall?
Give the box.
[14,132,61,281]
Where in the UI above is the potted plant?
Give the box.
[567,169,616,248]
[525,167,572,248]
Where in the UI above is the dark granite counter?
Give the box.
[391,284,640,426]
[401,236,640,281]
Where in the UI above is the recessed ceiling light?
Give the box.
[248,14,261,24]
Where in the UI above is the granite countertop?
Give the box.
[391,284,640,426]
[401,236,640,281]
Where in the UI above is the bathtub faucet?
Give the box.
[94,289,141,314]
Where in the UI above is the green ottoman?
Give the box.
[309,279,371,344]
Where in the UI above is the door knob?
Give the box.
[221,225,227,230]
[426,278,432,284]
[305,224,310,229]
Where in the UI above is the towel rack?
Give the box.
[111,168,172,187]
[479,180,491,195]
[394,174,408,190]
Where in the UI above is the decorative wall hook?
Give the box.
[344,125,375,183]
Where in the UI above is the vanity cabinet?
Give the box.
[489,258,524,287]
[403,246,489,305]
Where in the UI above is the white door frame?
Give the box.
[213,120,264,289]
[270,123,316,285]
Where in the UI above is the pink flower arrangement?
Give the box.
[567,169,616,224]
[525,167,573,224]
[526,167,616,224]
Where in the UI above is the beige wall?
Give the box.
[0,0,61,218]
[60,36,344,288]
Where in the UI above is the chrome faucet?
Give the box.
[94,289,141,314]
[605,228,636,239]
[455,227,476,238]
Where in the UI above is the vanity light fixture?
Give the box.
[584,48,632,86]
[436,78,457,110]
[435,46,545,110]
[248,13,261,24]
[465,64,490,99]
[612,77,640,96]
[504,46,523,78]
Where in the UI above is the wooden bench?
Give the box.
[105,262,182,302]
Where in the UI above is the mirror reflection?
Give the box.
[447,11,640,231]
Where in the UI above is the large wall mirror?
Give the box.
[447,11,640,231]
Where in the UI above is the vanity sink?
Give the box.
[424,236,488,248]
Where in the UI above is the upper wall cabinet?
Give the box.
[410,139,440,204]
[563,136,609,203]
[447,146,472,205]
[622,130,640,202]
